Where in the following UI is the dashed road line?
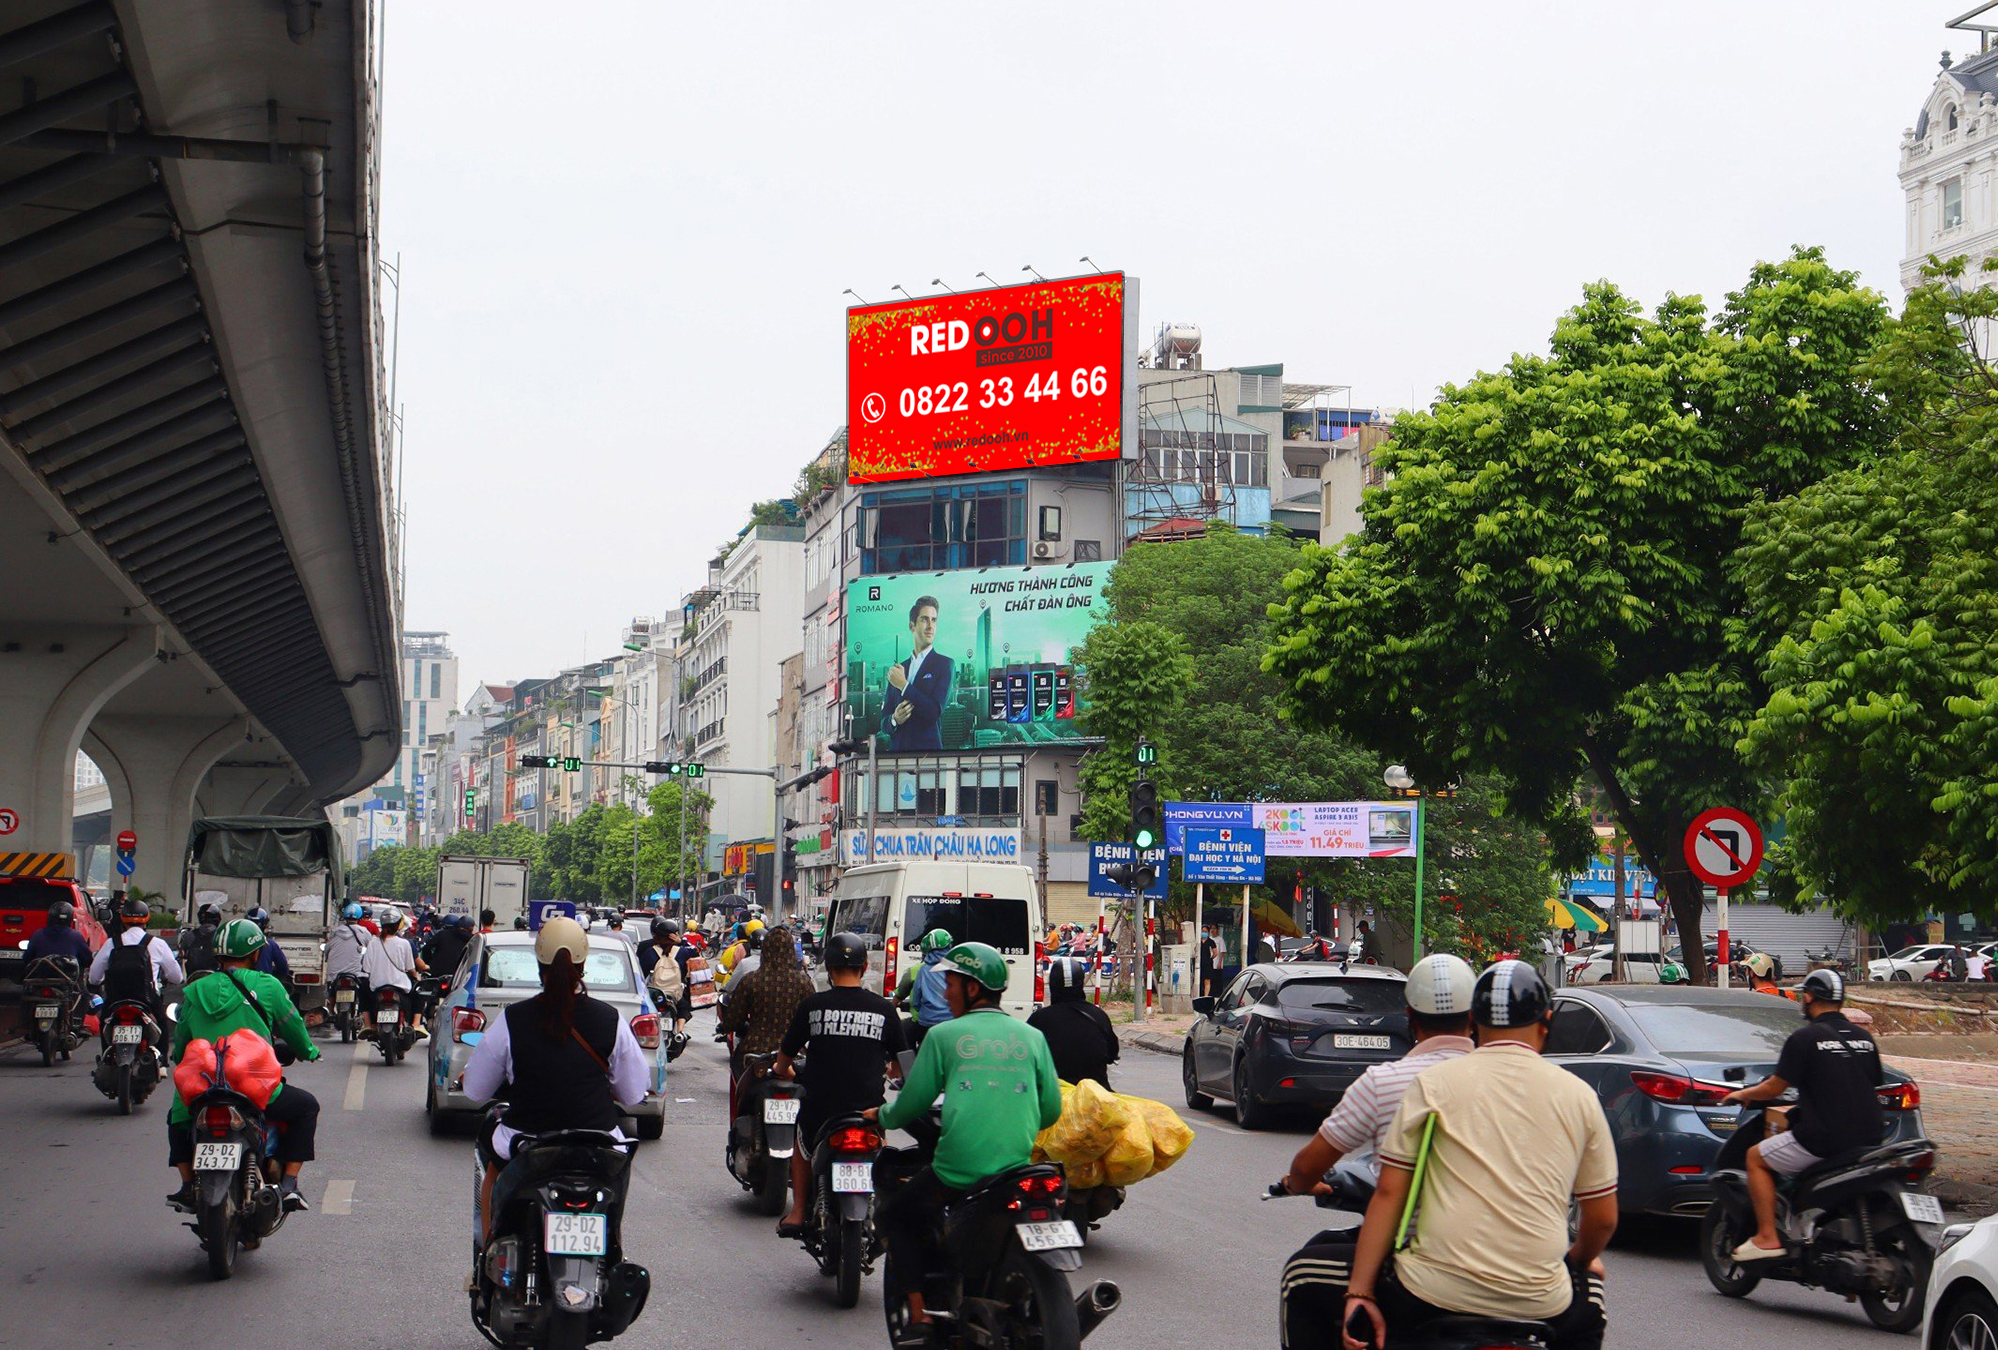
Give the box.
[343,1045,368,1111]
[322,1179,354,1215]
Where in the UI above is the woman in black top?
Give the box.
[1027,956,1119,1087]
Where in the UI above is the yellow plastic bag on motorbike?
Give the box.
[1120,1094,1195,1177]
[1101,1112,1155,1188]
[1063,1155,1107,1191]
[1036,1079,1130,1166]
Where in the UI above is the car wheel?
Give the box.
[1893,970,1913,982]
[1182,1047,1213,1111]
[1939,1286,1998,1350]
[1233,1058,1271,1131]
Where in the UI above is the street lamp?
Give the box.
[1385,765,1426,962]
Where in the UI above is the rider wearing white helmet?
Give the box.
[1278,954,1479,1350]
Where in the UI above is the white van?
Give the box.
[824,861,1046,1019]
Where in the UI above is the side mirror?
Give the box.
[1191,996,1216,1016]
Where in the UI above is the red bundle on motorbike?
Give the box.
[172,1029,283,1107]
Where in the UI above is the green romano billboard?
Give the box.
[845,563,1109,752]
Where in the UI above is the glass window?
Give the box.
[430,663,441,699]
[831,895,889,950]
[1275,978,1408,1015]
[1628,1004,1806,1057]
[1945,177,1964,229]
[480,944,636,993]
[1545,1002,1614,1056]
[902,895,1031,955]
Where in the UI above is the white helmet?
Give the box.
[1404,953,1476,1017]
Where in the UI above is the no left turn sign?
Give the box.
[0,808,17,835]
[1683,807,1763,890]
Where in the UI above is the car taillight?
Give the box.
[1630,1070,1732,1105]
[202,1105,238,1137]
[1015,1174,1063,1194]
[1035,941,1046,1003]
[829,1126,883,1154]
[631,1013,660,1049]
[452,1008,486,1042]
[1879,1081,1921,1111]
[883,935,899,993]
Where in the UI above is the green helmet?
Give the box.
[919,927,956,954]
[216,917,267,959]
[941,941,1008,992]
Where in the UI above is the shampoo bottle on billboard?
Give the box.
[1006,667,1031,724]
[1031,667,1054,720]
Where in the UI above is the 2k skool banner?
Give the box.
[1164,801,1418,858]
[846,273,1130,484]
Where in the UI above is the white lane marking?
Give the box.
[322,1179,354,1215]
[343,1045,368,1111]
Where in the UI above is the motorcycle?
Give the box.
[471,1117,651,1349]
[1266,1172,1553,1350]
[790,1110,884,1308]
[330,971,367,1043]
[876,1110,1119,1350]
[1700,1103,1941,1331]
[729,1051,803,1217]
[91,999,165,1114]
[370,984,419,1063]
[183,1080,292,1279]
[23,955,86,1067]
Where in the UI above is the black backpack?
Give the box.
[179,924,219,978]
[102,933,159,1004]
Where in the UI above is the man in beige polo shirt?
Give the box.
[1340,959,1618,1350]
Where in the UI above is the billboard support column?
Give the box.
[1240,884,1251,974]
[864,736,878,865]
[1192,882,1204,992]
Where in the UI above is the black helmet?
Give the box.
[1047,955,1088,999]
[119,896,149,924]
[1471,958,1551,1029]
[1799,969,1845,1004]
[197,903,222,927]
[246,906,271,930]
[512,914,529,930]
[48,900,75,928]
[824,931,869,971]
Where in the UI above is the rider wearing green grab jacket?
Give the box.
[165,918,322,1215]
[867,941,1063,1334]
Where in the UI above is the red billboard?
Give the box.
[846,272,1129,484]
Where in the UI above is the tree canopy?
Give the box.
[1738,260,1998,919]
[1265,248,1893,977]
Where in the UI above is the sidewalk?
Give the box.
[1116,1012,1193,1059]
[1887,1054,1998,1209]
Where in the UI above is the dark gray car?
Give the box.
[1544,986,1924,1216]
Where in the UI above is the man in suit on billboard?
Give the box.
[881,595,953,751]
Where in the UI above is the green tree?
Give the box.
[1084,527,1550,943]
[1073,619,1190,843]
[1266,249,1892,980]
[391,845,440,907]
[1737,260,1998,918]
[348,844,400,899]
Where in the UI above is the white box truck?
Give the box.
[436,855,531,928]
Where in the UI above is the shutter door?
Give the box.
[1723,905,1854,969]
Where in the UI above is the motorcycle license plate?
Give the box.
[1016,1220,1081,1252]
[543,1212,608,1256]
[111,1025,143,1045]
[832,1162,874,1193]
[1334,1034,1391,1050]
[764,1097,801,1124]
[334,990,356,1005]
[376,1010,400,1025]
[34,1005,58,1019]
[194,1142,242,1171]
[1902,1192,1946,1224]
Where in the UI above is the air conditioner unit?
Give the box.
[1032,540,1058,559]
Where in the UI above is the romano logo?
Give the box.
[867,586,882,600]
[909,307,1054,367]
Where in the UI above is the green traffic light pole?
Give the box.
[1385,765,1426,964]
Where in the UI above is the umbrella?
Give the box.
[1545,897,1607,932]
[1250,895,1304,939]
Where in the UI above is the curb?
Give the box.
[1116,1027,1182,1058]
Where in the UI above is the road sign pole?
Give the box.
[1143,892,1155,1019]
[1092,896,1105,1005]
[1412,794,1428,965]
[1240,883,1251,971]
[1192,881,1204,993]
[1717,888,1730,990]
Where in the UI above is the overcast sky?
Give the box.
[381,1,1961,691]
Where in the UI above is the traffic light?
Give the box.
[562,757,582,773]
[1128,778,1160,851]
[1104,860,1158,893]
[1135,738,1157,766]
[519,754,552,769]
[642,760,705,778]
[463,789,475,816]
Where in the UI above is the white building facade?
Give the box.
[1901,47,1998,297]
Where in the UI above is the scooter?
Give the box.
[91,998,164,1114]
[183,1081,290,1279]
[23,955,86,1067]
[1700,1103,1941,1331]
[877,1107,1120,1350]
[1266,1171,1552,1350]
[471,1112,651,1349]
[729,1051,802,1216]
[329,971,367,1043]
[790,1110,883,1308]
[370,984,419,1063]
